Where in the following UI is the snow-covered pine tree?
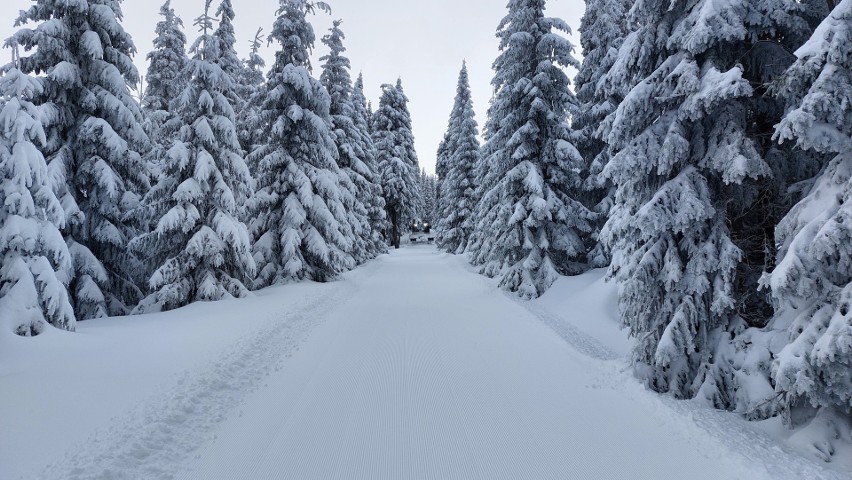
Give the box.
[0,56,75,335]
[142,0,187,140]
[236,28,266,155]
[418,168,426,221]
[762,0,852,423]
[131,0,255,313]
[249,0,354,286]
[372,81,420,248]
[11,0,151,319]
[393,79,422,200]
[467,0,593,298]
[352,73,389,250]
[572,0,629,268]
[388,79,423,225]
[365,101,374,132]
[212,0,239,74]
[434,132,450,229]
[434,75,457,250]
[418,168,436,223]
[436,62,479,254]
[212,0,244,122]
[599,0,821,402]
[320,20,381,263]
[427,173,438,223]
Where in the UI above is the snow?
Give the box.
[535,267,630,356]
[1,246,849,479]
[80,31,104,60]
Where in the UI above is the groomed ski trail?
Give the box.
[38,246,846,480]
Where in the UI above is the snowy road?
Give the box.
[178,247,841,480]
[10,246,847,479]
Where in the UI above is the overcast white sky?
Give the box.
[1,0,585,174]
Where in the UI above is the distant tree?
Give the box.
[418,168,436,224]
[212,0,244,117]
[366,101,374,133]
[236,28,266,155]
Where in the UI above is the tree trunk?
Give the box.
[392,210,400,249]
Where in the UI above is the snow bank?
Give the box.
[520,264,852,473]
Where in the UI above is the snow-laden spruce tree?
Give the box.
[365,101,374,133]
[249,0,354,285]
[372,81,421,248]
[142,0,187,139]
[599,0,820,402]
[236,28,266,155]
[11,0,151,318]
[391,79,424,223]
[434,81,458,248]
[428,171,437,223]
[418,168,427,221]
[0,57,75,335]
[467,0,593,298]
[572,0,629,267]
[434,133,450,223]
[762,0,852,422]
[131,1,255,313]
[212,0,244,119]
[212,0,240,76]
[436,62,479,254]
[393,80,421,176]
[320,20,385,263]
[352,73,389,250]
[418,168,437,223]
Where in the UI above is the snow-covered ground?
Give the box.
[1,246,849,479]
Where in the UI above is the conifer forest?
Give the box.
[1,0,851,477]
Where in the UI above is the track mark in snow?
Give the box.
[516,297,620,361]
[37,280,363,480]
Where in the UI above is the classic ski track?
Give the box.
[513,296,621,362]
[36,271,370,480]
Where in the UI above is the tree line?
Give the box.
[0,0,428,329]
